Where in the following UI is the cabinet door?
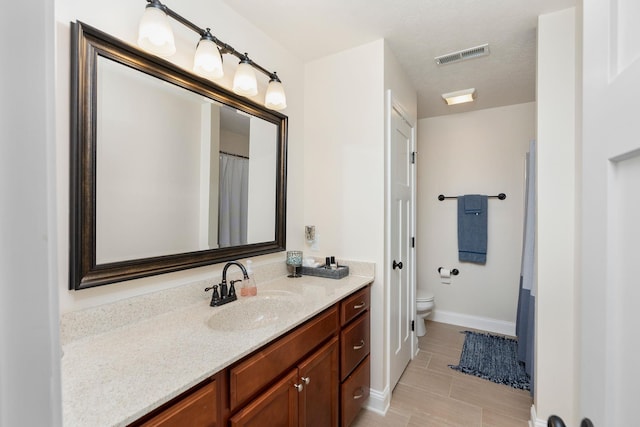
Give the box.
[229,370,299,427]
[134,379,218,427]
[298,336,339,427]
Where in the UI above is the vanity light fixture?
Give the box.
[193,29,224,80]
[137,1,176,56]
[265,74,287,110]
[233,56,259,96]
[137,0,287,111]
[441,88,476,105]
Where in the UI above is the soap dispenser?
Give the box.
[241,260,257,296]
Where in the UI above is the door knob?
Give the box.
[392,260,403,270]
[548,416,595,427]
[548,416,566,427]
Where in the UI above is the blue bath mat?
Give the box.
[449,331,530,390]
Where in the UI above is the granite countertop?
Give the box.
[61,267,373,426]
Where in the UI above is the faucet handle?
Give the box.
[229,280,241,298]
[205,284,221,306]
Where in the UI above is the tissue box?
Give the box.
[300,265,349,279]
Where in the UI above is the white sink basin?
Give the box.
[206,292,304,331]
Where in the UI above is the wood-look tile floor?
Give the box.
[352,321,533,427]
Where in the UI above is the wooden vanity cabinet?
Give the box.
[228,306,339,426]
[339,285,371,426]
[229,337,339,427]
[130,284,372,427]
[228,307,338,412]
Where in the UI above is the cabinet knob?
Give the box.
[293,383,304,392]
[301,376,310,385]
[353,302,366,309]
[353,340,365,350]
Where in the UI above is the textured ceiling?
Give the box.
[220,0,576,119]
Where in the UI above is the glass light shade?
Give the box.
[442,88,476,105]
[265,80,287,110]
[138,6,176,57]
[233,62,258,96]
[193,39,224,80]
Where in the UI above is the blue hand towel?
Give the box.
[464,194,483,213]
[457,195,488,264]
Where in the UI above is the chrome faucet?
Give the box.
[204,261,249,307]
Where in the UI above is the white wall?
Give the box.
[96,59,203,262]
[535,8,578,425]
[55,0,305,313]
[304,39,386,397]
[417,103,534,333]
[247,118,277,243]
[0,2,61,426]
[304,38,416,411]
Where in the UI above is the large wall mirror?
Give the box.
[70,21,287,290]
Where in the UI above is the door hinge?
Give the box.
[411,237,415,248]
[411,320,415,331]
[410,152,416,164]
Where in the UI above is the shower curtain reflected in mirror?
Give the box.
[218,153,248,247]
[516,140,536,394]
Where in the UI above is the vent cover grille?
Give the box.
[435,43,490,65]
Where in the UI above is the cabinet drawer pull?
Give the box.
[353,302,366,309]
[294,383,304,392]
[353,340,365,350]
[301,376,310,385]
[353,387,364,399]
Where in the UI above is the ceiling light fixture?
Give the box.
[137,0,286,111]
[441,88,476,105]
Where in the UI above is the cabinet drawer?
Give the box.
[229,306,338,410]
[340,311,370,380]
[134,378,217,427]
[341,356,370,427]
[340,286,370,326]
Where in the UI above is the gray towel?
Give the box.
[457,195,488,264]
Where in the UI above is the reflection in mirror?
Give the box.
[95,57,277,263]
[70,21,287,290]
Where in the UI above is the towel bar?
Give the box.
[438,193,506,201]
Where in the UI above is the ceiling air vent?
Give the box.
[435,43,490,65]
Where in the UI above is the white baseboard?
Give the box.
[431,309,516,336]
[364,386,389,415]
[529,404,546,427]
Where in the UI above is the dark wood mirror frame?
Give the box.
[69,21,287,290]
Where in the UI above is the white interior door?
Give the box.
[388,101,413,391]
[582,1,640,426]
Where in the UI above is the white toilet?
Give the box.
[416,289,435,337]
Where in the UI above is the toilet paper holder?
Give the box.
[438,267,459,276]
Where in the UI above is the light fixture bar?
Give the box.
[145,0,280,81]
